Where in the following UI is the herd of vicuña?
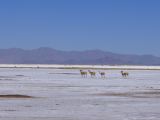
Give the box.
[80,70,129,78]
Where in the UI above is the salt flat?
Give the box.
[0,68,160,120]
[0,64,160,70]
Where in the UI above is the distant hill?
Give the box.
[0,47,160,65]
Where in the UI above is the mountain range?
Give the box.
[0,47,160,65]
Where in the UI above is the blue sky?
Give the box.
[0,0,160,56]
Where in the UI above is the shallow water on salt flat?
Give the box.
[0,68,160,120]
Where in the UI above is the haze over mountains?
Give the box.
[0,47,160,65]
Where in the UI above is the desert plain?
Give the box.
[0,65,160,120]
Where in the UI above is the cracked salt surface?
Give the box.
[0,68,160,120]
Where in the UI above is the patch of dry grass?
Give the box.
[94,91,160,98]
[0,94,34,98]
